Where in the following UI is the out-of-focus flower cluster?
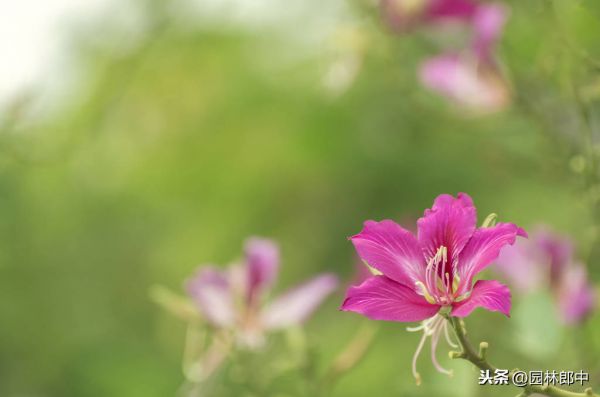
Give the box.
[494,227,596,325]
[153,237,338,386]
[187,237,338,349]
[382,0,511,113]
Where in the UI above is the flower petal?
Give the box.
[261,274,339,330]
[419,54,510,113]
[457,222,526,292]
[350,220,425,287]
[534,228,573,285]
[245,237,279,301]
[472,3,508,61]
[382,0,477,33]
[341,275,440,322]
[186,267,236,327]
[417,192,476,264]
[493,239,544,293]
[428,0,478,20]
[451,279,511,317]
[557,264,596,325]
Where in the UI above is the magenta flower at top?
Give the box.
[187,238,339,349]
[341,193,526,383]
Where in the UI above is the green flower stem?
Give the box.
[447,316,598,397]
[319,322,378,395]
[324,322,377,382]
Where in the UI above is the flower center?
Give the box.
[416,246,460,305]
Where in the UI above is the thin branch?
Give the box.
[446,316,599,397]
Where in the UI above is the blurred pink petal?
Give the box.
[416,192,476,265]
[341,276,440,322]
[534,229,573,285]
[382,0,477,32]
[451,279,511,317]
[262,274,339,329]
[428,0,478,20]
[457,222,527,294]
[186,267,236,327]
[245,237,279,302]
[187,238,340,350]
[350,220,425,287]
[494,239,545,292]
[419,53,510,113]
[472,3,508,61]
[557,264,596,325]
[492,227,596,325]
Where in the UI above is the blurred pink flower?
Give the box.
[494,228,596,325]
[341,193,525,382]
[557,264,596,325]
[381,0,478,32]
[419,3,510,113]
[187,238,339,349]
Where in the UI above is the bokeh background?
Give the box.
[1,0,599,396]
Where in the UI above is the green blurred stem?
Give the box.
[319,322,378,394]
[447,316,598,397]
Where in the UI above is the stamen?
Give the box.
[454,290,471,303]
[414,281,436,304]
[409,314,457,385]
[411,328,428,385]
[444,272,452,300]
[430,319,453,376]
[362,260,383,276]
[406,323,426,332]
[425,258,435,300]
[452,274,460,295]
[481,213,498,228]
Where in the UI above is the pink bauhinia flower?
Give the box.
[341,193,526,383]
[494,227,596,325]
[187,237,339,350]
[381,0,478,33]
[419,3,510,113]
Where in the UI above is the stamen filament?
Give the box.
[406,324,426,332]
[410,314,455,385]
[430,319,453,376]
[411,327,428,385]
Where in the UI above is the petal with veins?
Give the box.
[451,279,511,317]
[350,220,425,287]
[417,192,476,265]
[341,276,440,322]
[457,222,526,293]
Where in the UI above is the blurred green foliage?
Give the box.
[0,0,599,396]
